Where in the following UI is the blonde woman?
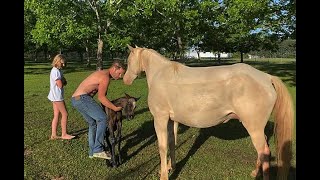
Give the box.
[48,54,75,140]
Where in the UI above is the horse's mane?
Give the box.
[143,48,183,73]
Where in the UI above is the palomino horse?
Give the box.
[123,45,294,180]
[101,93,139,167]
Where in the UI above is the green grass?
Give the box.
[24,58,296,180]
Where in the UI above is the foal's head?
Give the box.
[122,93,140,120]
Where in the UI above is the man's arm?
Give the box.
[97,76,121,111]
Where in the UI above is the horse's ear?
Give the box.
[124,93,130,98]
[127,44,134,52]
[135,44,140,48]
[135,96,140,101]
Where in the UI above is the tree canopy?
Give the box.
[24,0,296,65]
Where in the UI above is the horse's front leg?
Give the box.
[117,121,122,165]
[167,120,178,172]
[154,114,170,180]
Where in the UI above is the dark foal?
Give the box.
[101,93,139,167]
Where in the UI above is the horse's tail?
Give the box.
[271,76,294,180]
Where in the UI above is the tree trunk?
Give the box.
[44,50,48,61]
[218,52,221,64]
[85,40,91,67]
[240,52,244,63]
[177,36,182,58]
[197,51,200,62]
[96,38,103,70]
[78,51,83,62]
[176,22,183,61]
[34,51,38,62]
[88,0,104,70]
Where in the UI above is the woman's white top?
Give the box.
[48,67,64,101]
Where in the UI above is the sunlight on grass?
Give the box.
[25,58,296,179]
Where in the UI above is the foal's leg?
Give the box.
[109,122,117,167]
[167,120,178,171]
[154,114,170,180]
[117,120,122,164]
[104,130,112,167]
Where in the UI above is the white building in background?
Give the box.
[248,54,260,59]
[186,48,232,59]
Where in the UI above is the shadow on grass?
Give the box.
[185,59,296,87]
[255,140,296,180]
[102,116,295,179]
[105,153,160,179]
[120,119,157,164]
[253,61,296,87]
[170,120,277,180]
[254,166,296,180]
[69,128,88,137]
[68,107,150,143]
[134,107,150,116]
[24,61,116,75]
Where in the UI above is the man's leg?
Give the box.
[74,95,110,159]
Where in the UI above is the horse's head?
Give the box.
[123,93,140,120]
[123,45,142,85]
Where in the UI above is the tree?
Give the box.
[86,0,133,70]
[26,0,96,60]
[220,0,272,62]
[197,0,226,63]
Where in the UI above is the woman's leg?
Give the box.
[51,102,60,139]
[55,101,75,139]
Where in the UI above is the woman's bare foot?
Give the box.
[50,136,60,140]
[61,134,75,140]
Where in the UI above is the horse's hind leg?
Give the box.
[245,127,270,180]
[167,120,178,171]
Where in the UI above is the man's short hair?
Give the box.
[112,59,126,70]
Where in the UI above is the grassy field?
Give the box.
[24,58,296,180]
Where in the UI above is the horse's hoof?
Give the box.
[112,162,118,168]
[106,161,113,167]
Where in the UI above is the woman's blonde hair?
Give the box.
[51,54,66,68]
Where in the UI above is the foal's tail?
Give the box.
[271,76,294,180]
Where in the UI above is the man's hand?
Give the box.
[113,106,122,112]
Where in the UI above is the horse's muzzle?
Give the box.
[123,74,137,85]
[127,115,134,120]
[123,77,133,85]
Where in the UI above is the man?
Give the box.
[71,60,125,159]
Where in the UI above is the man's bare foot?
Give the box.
[50,136,60,140]
[61,134,75,140]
